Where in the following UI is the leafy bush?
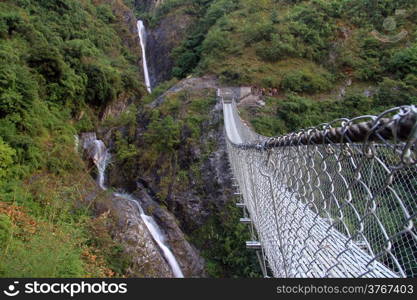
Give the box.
[280,68,334,93]
[251,115,286,136]
[202,28,231,57]
[374,77,417,108]
[0,11,23,37]
[0,138,15,179]
[242,20,275,45]
[84,64,122,106]
[255,33,297,62]
[191,201,262,278]
[171,0,239,78]
[389,44,417,78]
[144,113,182,152]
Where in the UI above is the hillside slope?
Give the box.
[117,0,417,277]
[0,0,147,277]
[137,0,417,135]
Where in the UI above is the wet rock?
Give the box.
[146,11,194,87]
[111,194,174,278]
[134,185,206,277]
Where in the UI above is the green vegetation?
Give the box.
[191,200,262,278]
[2,0,416,278]
[0,0,143,277]
[144,0,416,135]
[133,0,417,277]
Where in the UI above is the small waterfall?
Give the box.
[114,193,184,278]
[83,133,183,278]
[82,133,110,190]
[92,140,110,190]
[137,20,152,93]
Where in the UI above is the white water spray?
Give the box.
[85,135,183,278]
[137,20,152,93]
[82,133,110,190]
[92,140,110,190]
[114,193,184,278]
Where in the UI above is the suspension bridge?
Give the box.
[220,88,417,278]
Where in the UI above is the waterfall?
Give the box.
[83,134,184,278]
[137,20,152,93]
[82,134,110,190]
[92,140,110,190]
[114,193,184,278]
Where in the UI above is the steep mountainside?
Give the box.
[0,0,150,277]
[117,0,416,277]
[1,0,416,278]
[133,0,417,134]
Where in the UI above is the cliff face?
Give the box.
[134,0,165,12]
[145,77,234,231]
[97,1,245,277]
[104,193,174,277]
[133,185,206,277]
[147,11,193,87]
[132,0,194,87]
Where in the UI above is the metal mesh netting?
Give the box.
[223,98,417,278]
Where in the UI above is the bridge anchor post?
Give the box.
[240,218,252,224]
[246,241,262,250]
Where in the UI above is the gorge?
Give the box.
[82,133,184,278]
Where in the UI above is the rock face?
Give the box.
[135,0,165,12]
[144,76,235,233]
[176,98,235,231]
[146,10,193,87]
[149,75,219,108]
[134,184,206,277]
[111,194,174,278]
[79,134,173,278]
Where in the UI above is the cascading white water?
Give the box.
[92,140,111,190]
[81,133,110,190]
[86,136,184,278]
[114,193,184,278]
[137,20,152,93]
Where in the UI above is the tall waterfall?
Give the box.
[137,20,152,93]
[83,134,184,278]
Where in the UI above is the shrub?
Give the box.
[242,20,275,45]
[144,114,181,152]
[84,64,121,106]
[374,78,417,108]
[280,68,334,93]
[251,115,286,136]
[0,214,12,247]
[256,34,296,62]
[96,4,116,23]
[0,53,38,117]
[0,138,15,179]
[202,28,231,56]
[0,11,24,37]
[389,44,417,78]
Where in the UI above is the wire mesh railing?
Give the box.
[223,95,417,278]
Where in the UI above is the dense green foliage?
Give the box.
[1,0,416,278]
[191,201,262,277]
[0,0,143,277]
[134,0,417,277]
[144,0,416,135]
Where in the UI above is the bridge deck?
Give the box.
[222,101,399,278]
